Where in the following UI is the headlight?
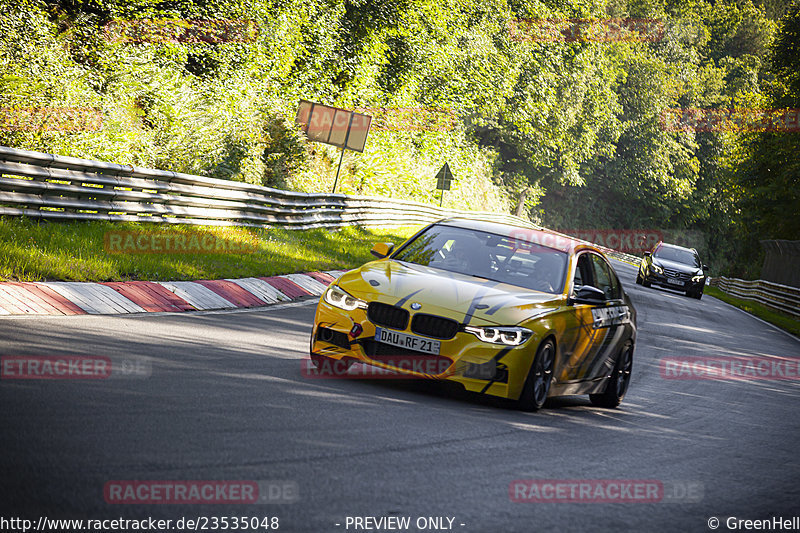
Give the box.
[463,326,533,346]
[651,264,663,274]
[691,274,704,282]
[324,286,367,311]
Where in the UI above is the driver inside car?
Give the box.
[529,252,565,293]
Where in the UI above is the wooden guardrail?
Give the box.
[0,146,531,229]
[709,276,800,318]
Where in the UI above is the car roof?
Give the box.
[436,217,597,254]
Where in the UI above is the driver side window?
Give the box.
[591,254,621,300]
[574,254,593,290]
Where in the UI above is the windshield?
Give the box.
[392,225,568,294]
[654,246,701,267]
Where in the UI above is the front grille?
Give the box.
[410,313,460,340]
[663,268,691,280]
[359,339,453,375]
[367,302,409,330]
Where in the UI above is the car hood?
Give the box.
[653,258,702,275]
[336,260,564,326]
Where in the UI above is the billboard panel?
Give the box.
[295,100,371,152]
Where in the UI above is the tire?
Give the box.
[635,272,643,285]
[642,278,651,288]
[310,354,352,376]
[590,343,633,408]
[517,339,556,412]
[694,290,703,300]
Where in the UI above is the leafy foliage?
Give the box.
[0,0,796,277]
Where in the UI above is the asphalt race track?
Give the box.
[1,260,799,532]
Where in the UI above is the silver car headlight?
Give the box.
[463,326,533,346]
[324,286,368,311]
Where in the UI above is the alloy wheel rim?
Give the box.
[616,348,632,397]
[533,344,554,404]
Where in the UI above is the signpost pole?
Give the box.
[332,148,345,194]
[439,189,444,207]
[332,113,357,194]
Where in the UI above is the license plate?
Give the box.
[667,278,683,286]
[375,328,441,355]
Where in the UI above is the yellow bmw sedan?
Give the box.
[309,218,636,411]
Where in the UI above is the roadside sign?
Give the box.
[295,100,373,193]
[295,100,371,153]
[435,163,453,206]
[435,163,452,191]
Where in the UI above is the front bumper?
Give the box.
[310,298,536,400]
[645,269,704,292]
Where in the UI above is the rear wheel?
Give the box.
[517,339,555,412]
[590,343,633,408]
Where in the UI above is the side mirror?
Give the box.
[571,285,606,304]
[703,264,709,271]
[643,251,651,257]
[370,242,394,259]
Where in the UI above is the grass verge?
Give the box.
[0,217,421,282]
[706,285,800,338]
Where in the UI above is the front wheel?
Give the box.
[517,339,555,412]
[635,272,643,285]
[590,343,633,408]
